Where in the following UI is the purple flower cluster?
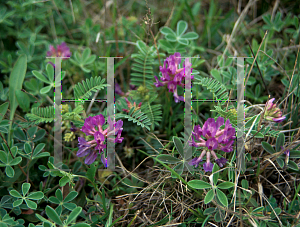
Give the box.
[77,114,123,166]
[47,42,71,58]
[264,98,285,123]
[154,52,193,103]
[189,117,236,172]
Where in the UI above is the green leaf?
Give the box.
[10,146,18,157]
[217,182,235,189]
[187,180,212,189]
[15,90,30,111]
[24,143,32,154]
[276,133,285,152]
[49,196,60,204]
[55,189,63,202]
[253,206,264,213]
[10,156,22,166]
[27,191,44,200]
[13,199,23,207]
[216,188,228,207]
[45,205,63,225]
[178,38,189,45]
[212,164,219,185]
[66,207,82,224]
[73,224,91,227]
[5,165,14,177]
[63,202,77,210]
[25,199,37,210]
[63,191,78,203]
[204,189,214,204]
[262,142,275,154]
[181,32,199,40]
[176,20,188,36]
[0,150,7,163]
[59,176,70,187]
[14,127,26,141]
[158,40,173,49]
[173,136,184,158]
[86,161,97,183]
[0,102,9,122]
[270,207,281,219]
[32,70,50,84]
[276,158,284,168]
[287,161,298,171]
[9,54,27,142]
[9,190,22,198]
[22,183,31,196]
[33,143,45,157]
[40,85,52,94]
[171,163,184,178]
[160,27,176,37]
[46,63,54,82]
[157,154,181,164]
[165,34,177,42]
[290,150,300,158]
[211,69,222,83]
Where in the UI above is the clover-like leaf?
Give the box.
[204,189,214,204]
[22,183,31,196]
[157,154,181,164]
[188,180,212,189]
[173,136,184,158]
[216,188,228,207]
[45,205,63,226]
[176,20,188,36]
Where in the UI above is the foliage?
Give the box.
[0,0,300,226]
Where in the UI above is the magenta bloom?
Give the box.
[47,42,71,58]
[188,117,235,172]
[154,52,193,103]
[77,114,123,166]
[264,98,286,122]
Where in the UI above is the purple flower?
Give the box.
[47,42,71,58]
[188,150,206,168]
[154,52,193,102]
[101,153,109,168]
[77,114,123,165]
[47,42,71,67]
[264,98,286,123]
[70,122,77,132]
[203,152,213,172]
[215,157,228,168]
[115,83,124,96]
[77,137,92,157]
[188,117,235,172]
[281,146,290,165]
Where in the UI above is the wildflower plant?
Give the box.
[1,2,300,227]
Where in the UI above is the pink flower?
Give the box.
[188,117,235,172]
[154,52,193,103]
[47,42,71,58]
[264,98,286,123]
[77,114,123,166]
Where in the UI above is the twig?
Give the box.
[247,40,270,96]
[86,90,100,115]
